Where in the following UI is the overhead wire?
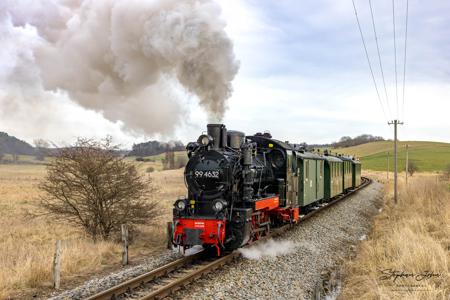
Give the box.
[401,0,409,121]
[392,0,399,118]
[352,0,388,121]
[368,0,392,120]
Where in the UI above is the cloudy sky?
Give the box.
[1,0,449,147]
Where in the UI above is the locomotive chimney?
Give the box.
[207,124,227,149]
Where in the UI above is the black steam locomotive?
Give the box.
[172,124,361,256]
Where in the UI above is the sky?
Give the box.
[1,0,449,148]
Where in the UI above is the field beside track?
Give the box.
[333,141,450,172]
[339,171,450,299]
[0,161,186,299]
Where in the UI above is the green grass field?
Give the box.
[332,141,450,172]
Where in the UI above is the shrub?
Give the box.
[39,137,158,241]
[408,161,418,176]
[444,163,450,180]
[146,166,155,173]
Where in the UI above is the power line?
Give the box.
[368,0,392,119]
[392,0,399,118]
[352,0,388,121]
[401,0,409,121]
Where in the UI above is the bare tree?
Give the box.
[163,150,175,170]
[34,139,50,161]
[39,137,158,241]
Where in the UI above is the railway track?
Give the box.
[86,177,372,300]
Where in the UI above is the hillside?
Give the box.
[333,141,450,172]
[0,132,35,155]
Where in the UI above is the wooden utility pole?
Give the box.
[405,144,409,184]
[388,120,403,204]
[387,152,390,181]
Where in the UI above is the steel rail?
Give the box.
[84,251,205,300]
[86,177,372,300]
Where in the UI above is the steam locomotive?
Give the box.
[172,124,361,256]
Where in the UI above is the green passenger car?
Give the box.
[323,155,343,199]
[296,152,325,206]
[340,157,353,191]
[352,160,362,187]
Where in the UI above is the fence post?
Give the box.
[53,240,62,289]
[121,224,129,265]
[167,221,173,250]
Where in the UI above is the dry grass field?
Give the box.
[339,171,450,299]
[0,163,186,299]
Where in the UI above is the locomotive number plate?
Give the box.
[194,170,220,178]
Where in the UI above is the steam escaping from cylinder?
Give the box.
[239,239,298,260]
[0,0,239,136]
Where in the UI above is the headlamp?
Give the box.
[174,199,187,211]
[212,199,226,212]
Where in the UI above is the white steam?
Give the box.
[239,239,298,260]
[0,0,239,136]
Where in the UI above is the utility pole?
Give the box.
[405,144,409,185]
[387,151,390,181]
[388,120,403,204]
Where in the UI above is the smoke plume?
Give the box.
[239,239,298,260]
[0,0,239,136]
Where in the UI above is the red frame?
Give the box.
[173,218,226,255]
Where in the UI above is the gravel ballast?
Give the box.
[170,180,383,300]
[48,251,183,300]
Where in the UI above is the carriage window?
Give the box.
[320,161,323,176]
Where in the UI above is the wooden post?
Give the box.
[167,221,173,250]
[53,240,62,289]
[387,152,390,181]
[405,144,409,185]
[121,224,129,266]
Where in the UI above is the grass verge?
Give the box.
[339,173,450,299]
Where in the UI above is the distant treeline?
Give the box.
[307,134,385,149]
[127,140,185,157]
[331,134,385,148]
